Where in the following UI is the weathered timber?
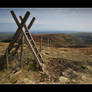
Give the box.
[9,16,36,55]
[47,38,50,47]
[23,29,43,65]
[28,17,35,30]
[7,11,30,53]
[10,41,22,56]
[20,36,24,69]
[4,10,44,71]
[11,11,20,26]
[10,14,36,55]
[19,16,44,66]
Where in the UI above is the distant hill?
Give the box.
[70,32,92,45]
[1,32,92,47]
[32,34,82,47]
[0,33,14,42]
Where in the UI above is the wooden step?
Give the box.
[22,29,44,66]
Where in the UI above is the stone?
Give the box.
[59,76,69,83]
[23,78,29,83]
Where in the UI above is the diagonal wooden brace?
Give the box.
[19,16,44,66]
[10,13,35,56]
[11,10,35,29]
[28,17,35,30]
[10,11,35,45]
[7,10,30,53]
[11,11,20,26]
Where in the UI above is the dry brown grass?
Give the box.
[78,47,92,55]
[0,42,9,46]
[0,42,92,84]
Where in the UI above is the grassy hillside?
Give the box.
[0,33,14,42]
[32,34,82,47]
[0,33,81,47]
[70,32,92,45]
[1,42,92,84]
[0,32,92,47]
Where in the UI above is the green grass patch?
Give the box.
[28,60,41,72]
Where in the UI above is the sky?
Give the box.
[0,8,92,33]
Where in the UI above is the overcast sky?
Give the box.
[0,8,92,32]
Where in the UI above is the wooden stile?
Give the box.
[19,16,44,65]
[4,10,44,71]
[7,11,30,54]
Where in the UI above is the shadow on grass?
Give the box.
[0,54,20,71]
[26,59,42,72]
[0,52,42,72]
[0,55,6,70]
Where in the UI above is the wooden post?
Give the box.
[40,36,42,52]
[47,38,49,47]
[49,39,51,47]
[20,36,24,69]
[6,49,9,70]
